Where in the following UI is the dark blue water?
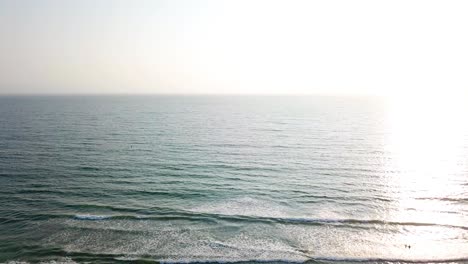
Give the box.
[1,96,467,264]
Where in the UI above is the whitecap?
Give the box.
[74,214,110,220]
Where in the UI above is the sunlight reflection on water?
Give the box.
[382,96,468,259]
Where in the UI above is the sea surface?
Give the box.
[0,96,467,264]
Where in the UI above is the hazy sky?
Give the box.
[0,0,467,95]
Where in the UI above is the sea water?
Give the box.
[0,96,467,263]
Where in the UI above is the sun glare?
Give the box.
[381,94,468,258]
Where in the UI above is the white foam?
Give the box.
[3,258,78,264]
[74,214,110,220]
[159,258,307,264]
[190,197,297,218]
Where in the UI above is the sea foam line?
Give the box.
[70,212,468,231]
[4,255,468,264]
[74,214,111,220]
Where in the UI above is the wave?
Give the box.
[77,166,100,171]
[310,257,468,264]
[161,257,468,264]
[159,258,308,264]
[2,259,78,264]
[415,197,468,203]
[6,201,465,231]
[74,214,111,220]
[69,211,468,231]
[158,257,468,264]
[5,256,468,264]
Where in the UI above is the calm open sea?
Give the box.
[0,96,467,264]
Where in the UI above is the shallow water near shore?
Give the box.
[1,95,467,263]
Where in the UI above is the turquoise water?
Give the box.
[0,96,467,264]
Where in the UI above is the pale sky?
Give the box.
[0,0,467,95]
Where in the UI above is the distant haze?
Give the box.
[0,0,467,96]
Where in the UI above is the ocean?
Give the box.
[0,95,467,264]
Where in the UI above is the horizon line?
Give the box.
[0,92,386,97]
